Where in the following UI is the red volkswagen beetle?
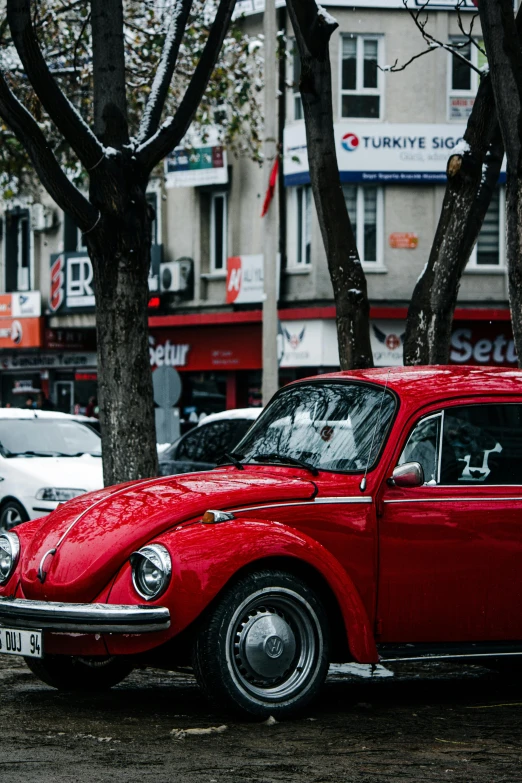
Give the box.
[0,366,521,717]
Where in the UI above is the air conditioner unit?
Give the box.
[160,259,192,292]
[31,203,54,232]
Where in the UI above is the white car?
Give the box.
[0,409,103,532]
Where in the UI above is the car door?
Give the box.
[378,399,522,643]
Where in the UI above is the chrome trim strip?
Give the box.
[381,651,522,662]
[231,496,373,514]
[384,497,522,504]
[0,598,170,633]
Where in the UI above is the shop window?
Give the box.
[292,42,303,120]
[4,208,32,292]
[448,39,486,121]
[468,187,505,270]
[343,185,383,267]
[341,35,382,119]
[210,192,228,273]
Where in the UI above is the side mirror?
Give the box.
[388,461,424,488]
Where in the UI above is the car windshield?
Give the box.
[235,382,396,473]
[0,418,102,457]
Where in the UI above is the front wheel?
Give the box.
[193,570,330,718]
[0,500,28,533]
[25,655,133,691]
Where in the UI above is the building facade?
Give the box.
[0,0,513,417]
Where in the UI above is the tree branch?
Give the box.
[0,68,97,231]
[6,0,103,168]
[137,0,237,173]
[91,0,129,146]
[137,0,194,144]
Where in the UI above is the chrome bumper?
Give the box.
[0,598,170,633]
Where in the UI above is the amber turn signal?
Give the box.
[201,509,235,524]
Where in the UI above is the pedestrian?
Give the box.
[86,396,99,418]
[37,392,55,411]
[25,396,35,410]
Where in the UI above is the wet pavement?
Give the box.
[0,655,521,782]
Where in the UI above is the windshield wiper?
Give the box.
[216,452,245,471]
[250,452,319,476]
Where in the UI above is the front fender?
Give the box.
[107,518,378,663]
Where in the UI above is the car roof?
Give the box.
[198,408,263,426]
[292,366,522,407]
[0,409,88,420]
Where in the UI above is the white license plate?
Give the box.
[0,627,43,658]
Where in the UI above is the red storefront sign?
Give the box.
[149,324,261,371]
[0,317,43,348]
[451,321,517,366]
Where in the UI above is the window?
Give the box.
[210,192,227,273]
[146,191,158,245]
[63,212,86,253]
[343,185,383,266]
[399,405,522,486]
[295,185,312,266]
[292,42,303,120]
[341,35,382,119]
[4,208,32,292]
[176,421,235,463]
[468,187,505,269]
[448,39,486,120]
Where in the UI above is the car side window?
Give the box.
[441,404,522,485]
[398,414,441,484]
[176,422,236,463]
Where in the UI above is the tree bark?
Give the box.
[91,0,129,146]
[286,0,373,369]
[86,158,158,485]
[479,0,522,367]
[404,73,504,365]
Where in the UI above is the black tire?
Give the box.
[0,500,28,533]
[193,570,330,718]
[25,655,133,691]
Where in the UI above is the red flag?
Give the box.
[261,157,279,217]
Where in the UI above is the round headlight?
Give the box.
[0,532,20,585]
[130,544,171,601]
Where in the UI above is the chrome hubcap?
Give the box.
[239,612,296,679]
[227,587,322,703]
[0,507,22,532]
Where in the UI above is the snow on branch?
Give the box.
[137,0,193,144]
[137,0,237,174]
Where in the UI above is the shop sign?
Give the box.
[279,320,340,368]
[0,317,42,349]
[0,352,97,370]
[389,233,418,249]
[370,319,519,367]
[149,324,261,371]
[450,324,517,366]
[44,328,97,351]
[0,292,41,318]
[236,0,476,13]
[449,96,475,121]
[165,145,228,188]
[284,123,507,186]
[371,321,405,367]
[226,255,264,304]
[49,248,162,314]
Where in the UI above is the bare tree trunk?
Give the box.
[479,0,522,366]
[87,163,157,485]
[286,0,373,369]
[404,73,504,365]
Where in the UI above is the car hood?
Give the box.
[7,455,103,492]
[19,469,316,602]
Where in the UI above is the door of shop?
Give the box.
[55,381,74,413]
